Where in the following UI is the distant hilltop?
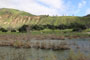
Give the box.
[0,8,35,16]
[0,8,41,29]
[0,8,90,29]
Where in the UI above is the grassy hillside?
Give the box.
[0,8,90,29]
[0,8,34,16]
[0,8,38,29]
[39,16,90,26]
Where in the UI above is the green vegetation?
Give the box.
[84,28,90,32]
[30,30,90,37]
[0,8,90,29]
[0,29,90,37]
[66,50,90,60]
[0,8,90,60]
[0,8,34,16]
[0,8,90,37]
[0,48,89,60]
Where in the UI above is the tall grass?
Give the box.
[0,48,89,60]
[66,50,90,60]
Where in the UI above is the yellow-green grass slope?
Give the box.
[0,8,90,29]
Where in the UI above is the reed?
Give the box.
[66,50,90,60]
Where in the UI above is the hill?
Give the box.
[0,8,90,29]
[0,8,34,16]
[84,14,90,17]
[0,8,40,29]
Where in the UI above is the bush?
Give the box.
[45,24,56,30]
[18,22,87,32]
[57,24,68,29]
[69,23,86,29]
[31,25,44,30]
[18,25,30,32]
[66,50,90,60]
[11,30,16,32]
[0,28,8,32]
[72,28,82,32]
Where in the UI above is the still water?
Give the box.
[0,38,90,60]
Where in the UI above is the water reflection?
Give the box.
[0,38,90,60]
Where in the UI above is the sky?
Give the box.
[0,0,90,16]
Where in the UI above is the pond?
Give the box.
[0,38,90,60]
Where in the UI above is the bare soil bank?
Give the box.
[0,34,89,40]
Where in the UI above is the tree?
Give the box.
[0,28,8,32]
[85,14,90,17]
[57,24,67,29]
[70,23,86,32]
[18,25,30,32]
[31,25,44,30]
[11,30,16,32]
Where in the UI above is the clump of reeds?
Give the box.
[66,50,90,60]
[13,40,24,48]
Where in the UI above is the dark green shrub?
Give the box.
[45,24,56,30]
[0,28,8,32]
[31,25,44,30]
[57,24,68,29]
[11,30,16,32]
[72,28,82,32]
[18,25,30,32]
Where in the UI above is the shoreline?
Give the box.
[0,33,89,40]
[0,38,70,50]
[0,33,89,50]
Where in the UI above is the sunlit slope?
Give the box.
[0,8,34,16]
[40,16,90,25]
[0,8,90,29]
[0,8,39,28]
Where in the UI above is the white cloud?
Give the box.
[71,0,87,16]
[85,8,90,15]
[37,0,65,10]
[0,0,67,16]
[78,0,86,8]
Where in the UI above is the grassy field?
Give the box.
[0,8,90,38]
[29,29,90,37]
[0,29,90,37]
